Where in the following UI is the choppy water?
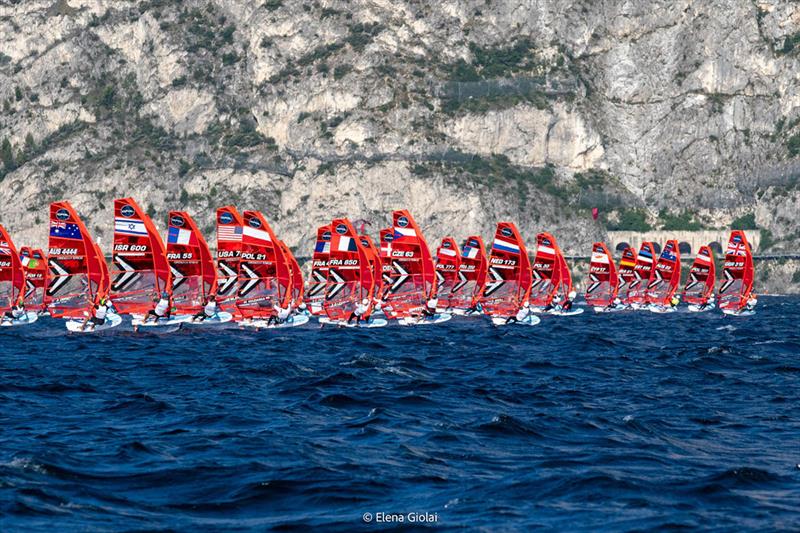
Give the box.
[1,299,799,531]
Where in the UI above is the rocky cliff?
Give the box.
[1,0,800,259]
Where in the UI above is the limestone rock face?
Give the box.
[0,0,799,265]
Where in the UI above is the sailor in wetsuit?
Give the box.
[505,301,531,325]
[348,299,370,325]
[145,292,172,322]
[193,295,218,322]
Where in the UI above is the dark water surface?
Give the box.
[1,299,799,531]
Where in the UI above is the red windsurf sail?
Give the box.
[216,206,243,311]
[46,202,105,318]
[383,211,435,318]
[584,242,618,307]
[305,225,331,315]
[434,236,461,309]
[683,245,716,305]
[359,234,383,299]
[236,211,291,318]
[110,198,171,314]
[0,224,24,313]
[618,247,637,304]
[529,232,564,307]
[378,228,395,297]
[449,235,487,311]
[481,222,532,317]
[647,239,681,305]
[166,211,217,314]
[19,247,47,310]
[626,242,657,305]
[93,243,110,299]
[324,219,374,321]
[279,241,304,308]
[718,230,754,312]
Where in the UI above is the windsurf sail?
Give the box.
[584,242,618,307]
[358,234,383,300]
[110,197,172,314]
[236,211,291,318]
[718,230,754,312]
[216,206,244,311]
[434,236,461,309]
[279,241,304,308]
[449,235,487,311]
[480,222,532,317]
[378,228,394,298]
[529,232,565,307]
[166,211,217,314]
[618,246,637,304]
[647,239,681,305]
[323,219,374,321]
[93,243,110,299]
[19,247,47,310]
[383,211,435,318]
[626,242,657,305]
[46,202,106,318]
[683,245,716,305]
[305,224,331,315]
[0,224,24,313]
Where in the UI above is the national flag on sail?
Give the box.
[727,236,747,256]
[168,226,197,246]
[243,226,271,244]
[315,240,330,254]
[0,244,10,256]
[591,252,609,264]
[438,247,457,258]
[336,236,358,252]
[20,256,38,268]
[660,249,677,262]
[393,227,416,239]
[462,245,479,259]
[50,221,83,240]
[217,225,243,243]
[115,217,148,237]
[492,238,520,254]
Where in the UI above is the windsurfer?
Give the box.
[699,294,715,310]
[670,294,680,308]
[193,295,218,322]
[607,297,623,311]
[145,292,172,323]
[81,297,110,331]
[544,295,561,312]
[506,301,531,324]
[267,302,292,326]
[348,299,369,325]
[2,297,26,323]
[561,291,577,312]
[746,294,757,311]
[422,296,438,318]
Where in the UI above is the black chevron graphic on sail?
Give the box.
[238,263,260,297]
[483,267,505,297]
[326,269,346,300]
[111,256,140,292]
[216,261,238,295]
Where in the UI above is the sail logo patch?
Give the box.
[248,217,262,229]
[322,230,331,241]
[55,208,70,221]
[501,227,513,238]
[219,211,234,224]
[335,223,348,235]
[383,233,394,242]
[442,241,451,248]
[170,215,185,227]
[120,205,136,218]
[397,216,409,228]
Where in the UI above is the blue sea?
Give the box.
[1,299,799,531]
